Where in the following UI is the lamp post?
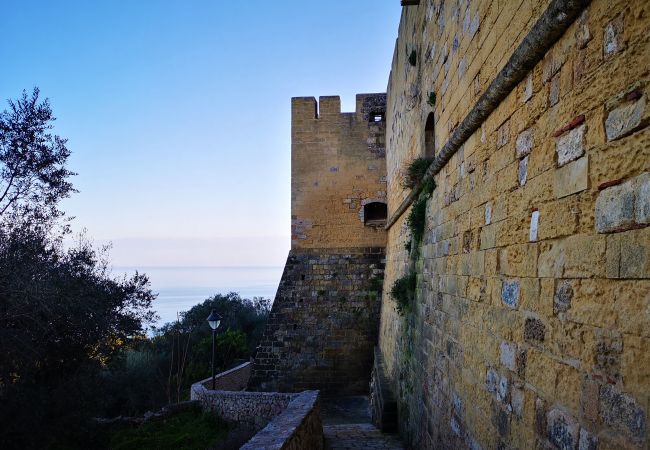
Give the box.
[207,309,222,390]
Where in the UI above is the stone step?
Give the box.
[323,423,404,450]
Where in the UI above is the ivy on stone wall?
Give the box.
[391,176,435,317]
[390,272,416,316]
[402,157,433,189]
[427,92,436,107]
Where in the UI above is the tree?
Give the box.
[0,89,157,449]
[0,88,75,224]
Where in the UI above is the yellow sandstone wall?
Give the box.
[379,0,649,448]
[291,94,388,249]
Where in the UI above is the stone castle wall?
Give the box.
[379,0,649,449]
[248,247,385,395]
[249,95,389,394]
[291,94,388,249]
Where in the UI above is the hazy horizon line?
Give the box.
[112,265,285,269]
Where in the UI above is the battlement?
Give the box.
[291,93,386,122]
[290,92,387,250]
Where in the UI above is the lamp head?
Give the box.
[207,309,222,330]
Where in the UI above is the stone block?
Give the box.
[605,95,646,141]
[634,172,650,225]
[535,397,547,435]
[511,385,524,418]
[529,210,539,242]
[516,128,534,158]
[547,408,579,450]
[619,227,650,279]
[524,316,545,342]
[485,202,492,225]
[480,224,496,250]
[595,179,636,233]
[581,378,600,426]
[575,10,592,49]
[518,156,529,186]
[549,73,560,107]
[594,334,623,384]
[604,14,624,58]
[599,384,647,443]
[501,280,520,309]
[554,156,588,199]
[497,375,509,404]
[500,341,517,371]
[538,235,606,278]
[556,124,585,167]
[499,244,537,277]
[621,335,650,401]
[554,279,574,314]
[578,428,597,450]
[497,120,510,148]
[523,74,533,103]
[486,367,499,394]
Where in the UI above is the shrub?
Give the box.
[422,176,436,196]
[403,157,432,189]
[427,91,436,107]
[407,195,428,245]
[390,273,417,316]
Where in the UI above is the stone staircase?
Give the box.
[321,396,403,450]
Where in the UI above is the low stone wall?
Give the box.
[197,361,251,391]
[191,382,295,427]
[369,347,397,432]
[241,390,323,450]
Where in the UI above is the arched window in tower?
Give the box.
[363,202,388,226]
[425,113,436,158]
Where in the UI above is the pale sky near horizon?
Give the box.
[1,1,401,267]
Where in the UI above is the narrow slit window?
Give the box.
[425,113,435,158]
[370,112,384,123]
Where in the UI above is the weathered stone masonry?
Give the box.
[249,95,388,395]
[378,0,650,449]
[248,247,385,395]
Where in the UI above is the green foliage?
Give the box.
[402,156,432,189]
[407,194,428,245]
[108,410,228,450]
[408,49,417,66]
[366,275,384,292]
[427,91,437,107]
[422,176,436,196]
[0,88,76,223]
[390,272,417,316]
[184,329,248,387]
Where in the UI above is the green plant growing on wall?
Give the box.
[402,157,433,189]
[408,50,417,66]
[427,92,436,107]
[404,239,412,252]
[390,272,417,316]
[407,194,428,245]
[421,176,436,196]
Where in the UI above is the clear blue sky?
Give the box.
[1,1,401,267]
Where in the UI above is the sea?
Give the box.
[112,266,284,328]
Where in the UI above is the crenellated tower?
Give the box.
[248,94,388,395]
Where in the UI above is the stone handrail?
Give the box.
[194,361,251,391]
[240,390,323,450]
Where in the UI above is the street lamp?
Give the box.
[207,309,222,390]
